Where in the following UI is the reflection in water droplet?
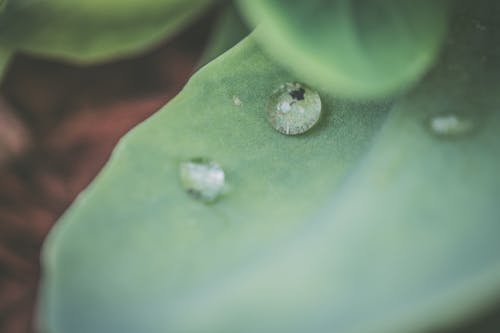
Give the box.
[180,158,225,203]
[267,82,321,135]
[427,113,475,138]
[233,96,243,107]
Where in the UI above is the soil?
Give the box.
[0,15,212,333]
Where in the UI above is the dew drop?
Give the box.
[267,82,321,135]
[180,158,225,203]
[427,113,475,138]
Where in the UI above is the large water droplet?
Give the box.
[427,113,475,138]
[267,82,321,135]
[180,158,225,203]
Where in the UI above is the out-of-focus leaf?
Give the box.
[0,0,212,63]
[237,0,450,98]
[39,1,500,333]
[198,3,250,67]
[0,48,12,79]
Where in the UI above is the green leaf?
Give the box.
[0,0,212,63]
[0,47,12,78]
[237,0,450,98]
[39,2,500,333]
[38,35,391,332]
[198,3,250,67]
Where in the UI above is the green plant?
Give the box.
[4,0,497,332]
[0,0,212,67]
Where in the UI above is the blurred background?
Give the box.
[0,9,216,332]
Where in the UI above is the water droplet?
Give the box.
[267,82,321,135]
[232,96,243,107]
[427,113,475,138]
[180,158,225,203]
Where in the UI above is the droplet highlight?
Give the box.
[427,113,475,138]
[267,82,321,135]
[232,96,243,107]
[180,158,225,203]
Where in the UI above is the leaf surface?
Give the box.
[39,2,500,332]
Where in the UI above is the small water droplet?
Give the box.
[232,96,243,107]
[267,82,321,135]
[180,158,225,203]
[427,113,475,138]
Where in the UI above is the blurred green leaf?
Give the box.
[198,3,250,67]
[0,47,12,77]
[0,0,213,63]
[39,2,500,333]
[237,0,450,98]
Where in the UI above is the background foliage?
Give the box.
[0,0,212,63]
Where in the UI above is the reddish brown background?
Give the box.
[0,14,213,333]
